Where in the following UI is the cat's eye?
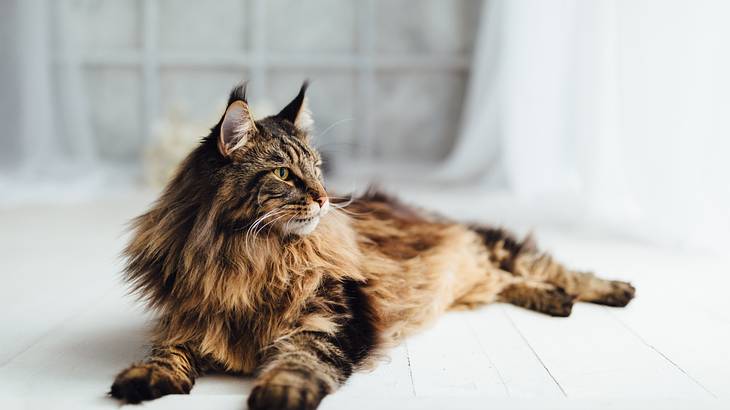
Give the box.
[272,167,290,181]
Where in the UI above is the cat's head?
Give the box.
[209,82,329,237]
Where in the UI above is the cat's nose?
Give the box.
[307,184,328,208]
[314,195,328,207]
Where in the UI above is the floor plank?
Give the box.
[504,302,712,398]
[0,199,141,365]
[537,231,730,400]
[609,289,730,398]
[405,311,508,397]
[0,286,150,399]
[338,343,415,398]
[465,306,565,398]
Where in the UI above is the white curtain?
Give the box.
[0,0,100,203]
[442,0,730,253]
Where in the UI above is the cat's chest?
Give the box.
[193,279,317,373]
[188,257,332,372]
[194,306,292,373]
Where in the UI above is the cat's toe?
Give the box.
[110,364,190,404]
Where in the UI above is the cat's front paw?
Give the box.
[248,369,329,410]
[248,383,325,410]
[110,364,191,404]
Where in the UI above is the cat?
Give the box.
[110,82,635,410]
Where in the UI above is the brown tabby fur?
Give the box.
[110,83,635,410]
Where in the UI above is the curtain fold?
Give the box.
[442,0,730,253]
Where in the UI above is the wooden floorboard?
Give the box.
[405,311,508,397]
[338,343,414,398]
[610,296,730,399]
[503,302,711,399]
[0,200,136,365]
[466,306,565,398]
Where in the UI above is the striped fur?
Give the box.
[110,84,635,409]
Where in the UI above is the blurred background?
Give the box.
[1,0,729,255]
[4,3,730,406]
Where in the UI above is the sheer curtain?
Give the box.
[442,0,730,253]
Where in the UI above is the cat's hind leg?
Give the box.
[110,344,201,403]
[513,253,636,307]
[471,226,635,307]
[448,267,574,317]
[498,278,576,317]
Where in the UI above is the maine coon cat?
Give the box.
[110,82,635,409]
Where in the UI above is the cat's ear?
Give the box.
[277,81,313,132]
[219,98,256,157]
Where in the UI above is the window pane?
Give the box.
[267,0,356,53]
[159,0,250,52]
[373,72,467,161]
[376,0,480,55]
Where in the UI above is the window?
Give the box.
[58,0,480,172]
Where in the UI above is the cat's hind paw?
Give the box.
[592,281,636,307]
[542,287,576,317]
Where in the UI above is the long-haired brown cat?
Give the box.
[111,82,635,409]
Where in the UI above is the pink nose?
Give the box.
[315,196,328,207]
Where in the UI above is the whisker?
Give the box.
[328,197,356,205]
[330,197,355,208]
[313,118,353,140]
[255,213,288,237]
[282,215,295,234]
[333,206,373,217]
[244,209,285,251]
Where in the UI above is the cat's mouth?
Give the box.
[283,214,321,236]
[291,216,316,223]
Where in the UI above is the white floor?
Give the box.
[1,191,729,409]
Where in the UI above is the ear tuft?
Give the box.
[277,81,314,132]
[227,82,248,106]
[219,100,255,157]
[294,98,314,131]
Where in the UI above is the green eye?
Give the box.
[273,167,290,180]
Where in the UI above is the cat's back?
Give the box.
[345,191,496,343]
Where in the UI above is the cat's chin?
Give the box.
[283,216,321,236]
